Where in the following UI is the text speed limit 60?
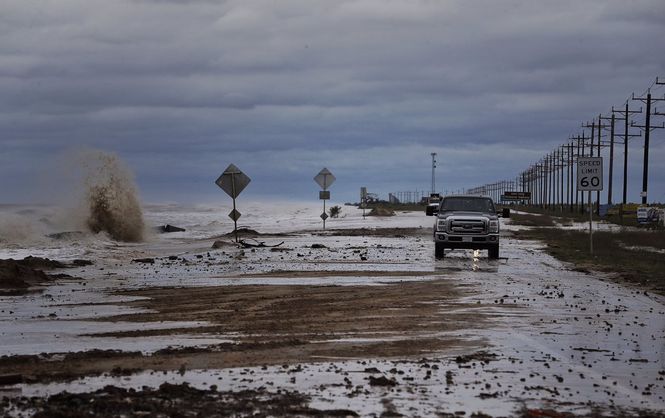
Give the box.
[580,176,600,187]
[577,157,603,191]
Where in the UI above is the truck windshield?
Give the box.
[439,197,495,213]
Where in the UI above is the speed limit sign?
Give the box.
[577,157,603,191]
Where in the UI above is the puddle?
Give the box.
[0,278,229,356]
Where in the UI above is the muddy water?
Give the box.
[444,238,665,412]
[1,207,664,415]
[0,277,227,355]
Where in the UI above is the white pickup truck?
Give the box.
[427,195,507,259]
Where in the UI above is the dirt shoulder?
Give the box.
[0,277,495,382]
[508,226,665,296]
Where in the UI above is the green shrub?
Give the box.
[329,205,342,218]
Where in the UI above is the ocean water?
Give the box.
[0,201,431,261]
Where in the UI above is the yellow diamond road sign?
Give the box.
[229,209,241,222]
[314,168,336,190]
[320,212,329,221]
[216,164,251,198]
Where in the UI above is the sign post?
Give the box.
[360,187,368,219]
[215,164,251,242]
[577,157,603,255]
[314,168,336,229]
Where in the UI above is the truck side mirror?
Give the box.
[426,205,438,216]
[502,208,510,218]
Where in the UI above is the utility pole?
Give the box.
[536,165,540,207]
[552,151,557,209]
[559,147,564,210]
[552,150,556,209]
[541,160,546,208]
[526,168,532,206]
[579,132,586,212]
[535,165,540,207]
[548,155,553,209]
[550,150,559,209]
[596,115,602,214]
[612,103,642,204]
[568,140,575,212]
[545,159,549,208]
[575,136,580,210]
[431,153,437,195]
[544,156,548,208]
[532,167,537,207]
[600,112,616,204]
[537,164,542,207]
[632,90,665,204]
[588,124,593,213]
[526,168,531,206]
[550,153,555,208]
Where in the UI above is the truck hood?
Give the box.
[437,212,497,220]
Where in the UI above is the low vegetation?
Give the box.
[509,213,555,227]
[328,205,341,218]
[363,202,426,212]
[512,225,665,296]
[511,205,664,230]
[368,207,395,217]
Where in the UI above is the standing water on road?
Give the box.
[0,204,663,416]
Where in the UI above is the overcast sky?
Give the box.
[2,0,665,205]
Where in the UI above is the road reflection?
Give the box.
[433,249,500,273]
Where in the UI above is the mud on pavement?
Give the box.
[1,211,664,417]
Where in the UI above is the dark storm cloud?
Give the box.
[1,0,664,203]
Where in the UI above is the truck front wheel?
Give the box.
[488,245,500,259]
[435,243,445,259]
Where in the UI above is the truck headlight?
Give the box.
[437,219,447,232]
[489,220,499,234]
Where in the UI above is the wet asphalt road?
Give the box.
[1,214,664,416]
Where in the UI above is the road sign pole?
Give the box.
[231,173,238,242]
[588,191,593,255]
[314,168,335,230]
[232,196,238,243]
[577,157,603,256]
[215,163,250,243]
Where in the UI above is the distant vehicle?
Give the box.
[428,195,507,259]
[637,206,660,224]
[425,193,441,216]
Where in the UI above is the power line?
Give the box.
[466,77,664,209]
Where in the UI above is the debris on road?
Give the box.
[157,224,186,233]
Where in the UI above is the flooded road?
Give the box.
[1,205,664,416]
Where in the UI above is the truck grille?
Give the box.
[449,219,486,234]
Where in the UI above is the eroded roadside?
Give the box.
[508,212,665,296]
